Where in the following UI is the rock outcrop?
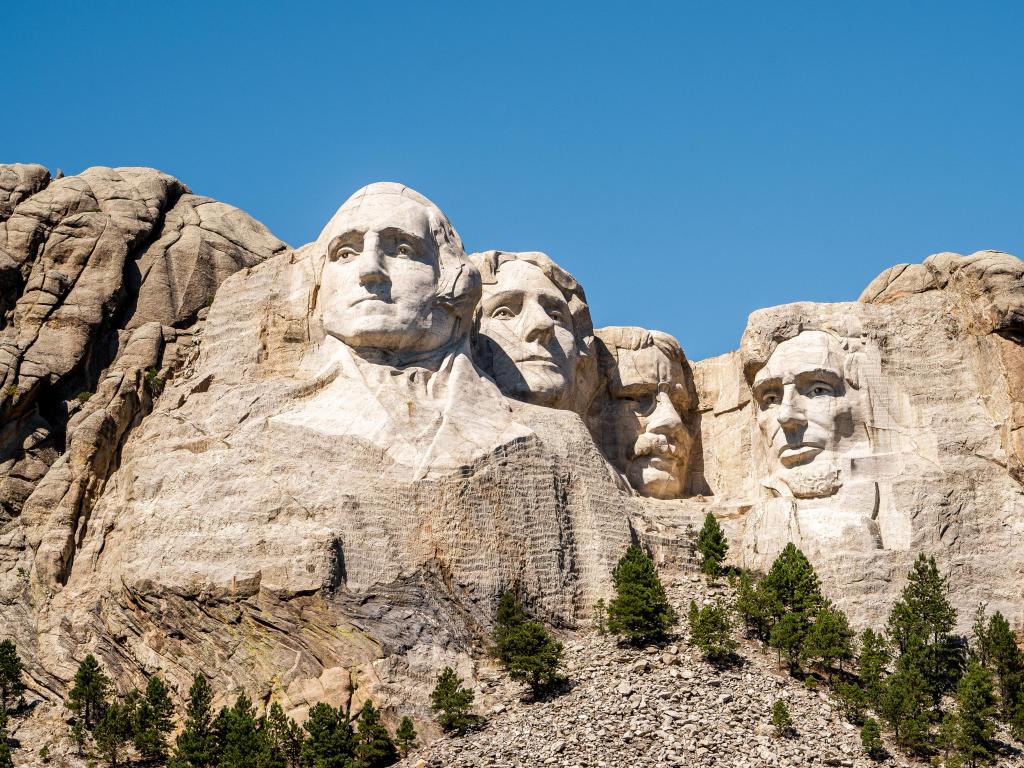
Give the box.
[0,165,1021,762]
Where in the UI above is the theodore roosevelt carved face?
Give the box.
[595,327,695,499]
[751,330,858,497]
[317,183,478,358]
[471,251,593,410]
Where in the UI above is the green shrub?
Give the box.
[606,545,677,645]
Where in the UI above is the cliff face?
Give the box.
[0,165,1021,731]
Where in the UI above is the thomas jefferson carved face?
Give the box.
[597,329,694,499]
[751,331,856,497]
[476,259,580,408]
[318,186,459,355]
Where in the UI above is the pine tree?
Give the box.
[833,681,868,725]
[971,603,993,669]
[803,603,854,676]
[606,545,677,645]
[860,717,886,761]
[301,702,357,768]
[354,700,397,768]
[173,674,219,768]
[771,699,793,738]
[858,628,891,700]
[696,512,729,577]
[887,553,963,703]
[218,692,274,768]
[980,610,1024,735]
[430,667,480,734]
[0,710,13,768]
[943,661,998,768]
[66,654,111,730]
[493,594,565,697]
[769,611,808,671]
[877,666,930,754]
[394,716,417,757]
[94,699,133,766]
[687,600,737,663]
[0,640,24,713]
[733,570,777,641]
[133,675,175,761]
[761,544,823,618]
[266,702,303,768]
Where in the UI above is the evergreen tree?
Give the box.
[354,700,398,768]
[94,700,133,766]
[971,603,993,669]
[887,553,963,703]
[803,603,854,676]
[606,545,678,645]
[769,611,808,671]
[833,681,868,725]
[877,666,930,754]
[858,628,891,700]
[771,699,793,737]
[266,702,303,768]
[173,674,219,768]
[733,570,778,642]
[66,654,111,730]
[860,717,886,761]
[493,594,565,697]
[0,710,13,768]
[0,640,24,712]
[981,610,1024,734]
[394,716,417,758]
[696,512,729,577]
[134,675,175,761]
[430,667,480,734]
[593,598,607,635]
[218,692,276,768]
[300,702,357,768]
[761,544,823,618]
[687,600,737,663]
[944,661,998,768]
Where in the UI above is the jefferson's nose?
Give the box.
[521,301,555,343]
[356,233,387,286]
[776,386,807,430]
[646,392,684,435]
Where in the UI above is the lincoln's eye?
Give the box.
[491,307,515,320]
[396,243,415,258]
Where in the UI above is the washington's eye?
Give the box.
[330,246,358,262]
[396,243,415,258]
[491,307,515,320]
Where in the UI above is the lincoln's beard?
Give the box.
[776,457,842,499]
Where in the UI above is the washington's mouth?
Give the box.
[778,443,824,467]
[350,295,388,307]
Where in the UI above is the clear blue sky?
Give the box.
[4,2,1022,360]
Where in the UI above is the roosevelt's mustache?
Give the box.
[631,432,683,461]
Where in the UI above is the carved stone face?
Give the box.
[476,260,579,408]
[751,331,855,496]
[318,191,455,354]
[604,342,692,499]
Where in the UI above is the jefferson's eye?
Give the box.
[760,393,780,407]
[491,307,515,320]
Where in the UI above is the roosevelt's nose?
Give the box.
[776,386,807,430]
[521,301,555,344]
[356,233,388,286]
[646,391,684,435]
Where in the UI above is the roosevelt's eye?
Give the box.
[809,382,834,397]
[548,309,566,322]
[491,307,515,320]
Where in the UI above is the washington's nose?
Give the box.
[647,391,684,435]
[521,301,555,343]
[356,234,387,285]
[776,387,807,430]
